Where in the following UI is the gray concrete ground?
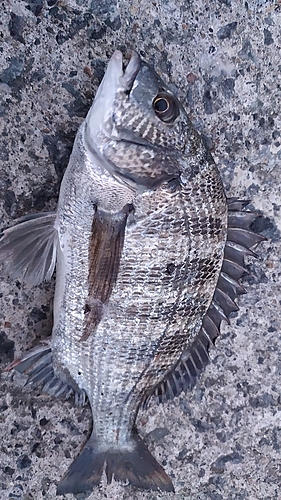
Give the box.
[0,0,280,499]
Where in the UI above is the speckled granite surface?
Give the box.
[0,1,280,499]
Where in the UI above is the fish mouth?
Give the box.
[96,49,141,98]
[84,50,141,161]
[118,50,141,93]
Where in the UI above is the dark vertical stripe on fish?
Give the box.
[82,205,131,341]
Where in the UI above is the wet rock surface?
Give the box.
[0,1,280,499]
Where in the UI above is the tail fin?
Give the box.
[57,430,174,495]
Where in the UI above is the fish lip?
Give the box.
[119,50,141,93]
[100,49,141,93]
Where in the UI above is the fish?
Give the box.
[0,50,265,495]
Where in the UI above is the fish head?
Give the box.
[84,50,198,189]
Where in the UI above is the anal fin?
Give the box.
[4,343,86,406]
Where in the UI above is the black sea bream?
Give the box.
[0,50,264,494]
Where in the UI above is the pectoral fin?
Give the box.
[82,205,131,341]
[0,212,58,285]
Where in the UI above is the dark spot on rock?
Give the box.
[43,129,76,181]
[211,452,243,473]
[216,431,228,443]
[30,182,58,210]
[88,24,107,40]
[30,69,45,83]
[104,14,121,31]
[62,82,90,117]
[177,447,188,460]
[31,442,41,453]
[55,12,93,45]
[61,418,80,434]
[25,0,44,16]
[203,88,213,114]
[30,307,47,323]
[0,332,14,363]
[238,40,254,62]
[220,78,235,97]
[179,398,192,414]
[0,57,25,86]
[54,434,63,445]
[3,189,17,216]
[56,31,70,45]
[64,96,89,118]
[70,12,93,33]
[248,183,260,196]
[264,28,274,45]
[249,393,275,408]
[146,427,170,442]
[46,25,55,35]
[8,13,25,44]
[217,22,237,40]
[91,58,106,86]
[41,476,52,495]
[34,429,42,441]
[17,454,32,469]
[190,418,213,432]
[268,325,276,333]
[268,116,274,127]
[0,142,9,159]
[39,417,49,426]
[250,214,274,235]
[4,466,15,475]
[89,1,118,18]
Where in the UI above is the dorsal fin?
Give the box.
[151,199,266,404]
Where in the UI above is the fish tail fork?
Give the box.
[56,430,174,494]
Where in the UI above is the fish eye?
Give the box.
[153,92,179,123]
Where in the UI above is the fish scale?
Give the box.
[0,50,265,495]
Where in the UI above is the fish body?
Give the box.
[53,51,226,453]
[0,50,264,494]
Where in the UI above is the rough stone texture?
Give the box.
[0,1,280,499]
